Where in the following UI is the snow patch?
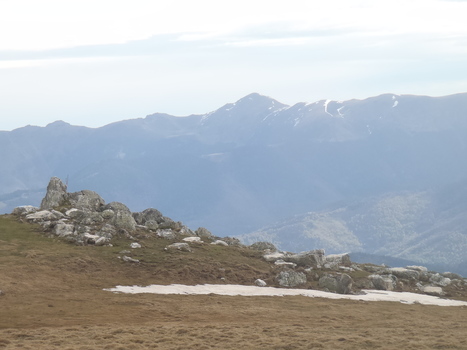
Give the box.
[323,99,333,117]
[392,100,399,108]
[104,284,467,307]
[337,106,345,117]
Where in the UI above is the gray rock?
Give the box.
[430,273,451,287]
[101,209,115,219]
[195,227,213,238]
[182,236,202,243]
[68,190,105,211]
[249,241,277,251]
[406,265,428,273]
[255,279,267,287]
[40,177,68,209]
[263,251,285,262]
[122,255,140,263]
[132,208,164,225]
[12,205,39,216]
[282,249,325,267]
[103,202,136,231]
[26,210,60,222]
[157,229,177,240]
[442,272,463,280]
[324,253,352,269]
[130,242,142,249]
[145,220,159,230]
[211,240,229,246]
[421,285,444,296]
[166,243,192,252]
[368,274,397,291]
[54,222,75,237]
[274,260,297,268]
[387,267,420,280]
[319,273,353,294]
[276,270,307,287]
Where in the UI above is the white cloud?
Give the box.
[1,0,467,51]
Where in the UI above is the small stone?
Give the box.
[130,242,142,249]
[255,279,267,287]
[122,256,140,263]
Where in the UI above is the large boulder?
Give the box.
[276,270,307,287]
[40,177,68,209]
[12,205,39,216]
[103,202,137,232]
[68,190,105,211]
[319,273,353,294]
[133,208,164,225]
[368,274,397,291]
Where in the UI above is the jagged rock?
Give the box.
[282,249,325,267]
[255,279,267,287]
[368,274,397,291]
[183,236,202,243]
[130,242,142,249]
[133,208,164,225]
[54,223,75,237]
[12,205,39,216]
[421,285,444,296]
[276,270,307,287]
[211,240,229,246]
[122,255,140,263]
[179,226,195,236]
[157,229,176,240]
[249,241,277,251]
[103,202,136,231]
[387,267,420,281]
[319,273,353,294]
[195,227,213,238]
[68,190,105,211]
[166,243,192,252]
[40,177,68,209]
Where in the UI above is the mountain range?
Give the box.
[1,92,467,274]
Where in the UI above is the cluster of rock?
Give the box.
[12,177,216,248]
[255,245,466,296]
[11,177,466,297]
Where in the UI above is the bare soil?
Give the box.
[1,215,467,349]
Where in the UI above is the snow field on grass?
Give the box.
[105,284,467,307]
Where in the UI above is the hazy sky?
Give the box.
[1,0,467,131]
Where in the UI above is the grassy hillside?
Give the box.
[1,215,467,349]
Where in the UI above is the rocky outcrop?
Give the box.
[40,177,68,209]
[12,177,197,247]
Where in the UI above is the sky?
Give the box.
[1,0,467,131]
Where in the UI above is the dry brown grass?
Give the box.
[1,215,467,349]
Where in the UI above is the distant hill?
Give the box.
[1,92,467,271]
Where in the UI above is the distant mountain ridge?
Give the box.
[1,92,467,273]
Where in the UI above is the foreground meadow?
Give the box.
[1,215,466,349]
